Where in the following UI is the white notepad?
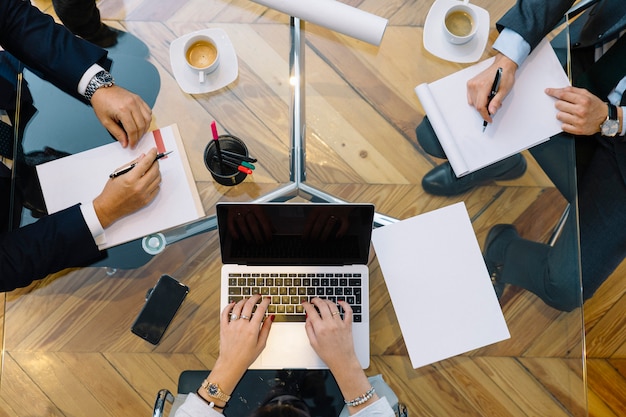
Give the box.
[371,202,510,369]
[37,124,205,249]
[415,39,570,177]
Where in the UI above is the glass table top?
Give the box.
[1,0,587,415]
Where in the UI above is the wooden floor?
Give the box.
[2,0,625,416]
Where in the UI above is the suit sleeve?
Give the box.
[496,0,575,50]
[0,0,110,102]
[0,205,104,292]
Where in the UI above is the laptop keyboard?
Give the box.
[227,272,363,323]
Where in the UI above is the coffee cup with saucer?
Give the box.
[423,0,490,63]
[184,34,220,84]
[170,28,239,94]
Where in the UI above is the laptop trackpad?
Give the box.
[254,323,326,369]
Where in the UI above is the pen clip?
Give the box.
[109,162,137,178]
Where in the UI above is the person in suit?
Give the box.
[51,0,119,47]
[174,295,395,417]
[0,0,159,291]
[418,0,626,311]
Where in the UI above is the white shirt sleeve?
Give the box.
[173,393,225,417]
[79,202,107,247]
[607,76,626,136]
[492,27,532,67]
[78,64,106,97]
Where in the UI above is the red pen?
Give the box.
[211,121,225,171]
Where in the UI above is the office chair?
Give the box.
[153,370,408,417]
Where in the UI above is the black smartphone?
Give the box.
[131,274,189,345]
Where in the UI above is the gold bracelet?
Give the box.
[200,380,231,403]
[345,386,375,407]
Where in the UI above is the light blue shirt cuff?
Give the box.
[493,28,531,67]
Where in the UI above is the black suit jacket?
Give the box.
[0,0,108,289]
[0,0,111,104]
[497,0,626,51]
[498,0,626,179]
[0,205,102,291]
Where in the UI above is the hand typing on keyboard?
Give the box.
[185,296,389,416]
[227,272,363,323]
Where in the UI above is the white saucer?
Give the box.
[423,0,490,63]
[170,28,238,94]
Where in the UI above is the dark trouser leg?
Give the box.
[0,166,23,233]
[577,141,626,299]
[51,0,102,38]
[499,211,580,312]
[500,140,626,311]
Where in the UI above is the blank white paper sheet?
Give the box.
[371,202,510,369]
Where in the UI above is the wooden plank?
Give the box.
[587,293,626,358]
[519,358,587,416]
[370,355,485,417]
[587,359,626,416]
[0,354,63,417]
[473,357,573,417]
[436,357,527,417]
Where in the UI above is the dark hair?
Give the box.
[248,395,311,417]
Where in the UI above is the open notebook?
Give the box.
[37,124,204,249]
[415,39,570,177]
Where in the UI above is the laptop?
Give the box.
[217,202,374,369]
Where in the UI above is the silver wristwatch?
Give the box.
[600,103,619,137]
[84,70,114,101]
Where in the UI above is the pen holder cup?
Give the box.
[204,135,249,186]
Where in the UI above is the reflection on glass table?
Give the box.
[0,0,597,416]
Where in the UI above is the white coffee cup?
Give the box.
[184,35,220,83]
[442,1,478,45]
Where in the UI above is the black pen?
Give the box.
[483,67,502,132]
[109,151,173,178]
[221,149,257,163]
[219,153,256,170]
[212,155,253,175]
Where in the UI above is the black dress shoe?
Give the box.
[83,24,120,48]
[484,224,520,299]
[422,154,527,196]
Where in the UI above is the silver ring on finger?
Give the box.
[240,315,251,320]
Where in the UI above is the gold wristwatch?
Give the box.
[200,380,231,403]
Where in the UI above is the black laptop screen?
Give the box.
[217,203,375,266]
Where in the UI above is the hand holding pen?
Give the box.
[94,148,162,228]
[482,67,502,132]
